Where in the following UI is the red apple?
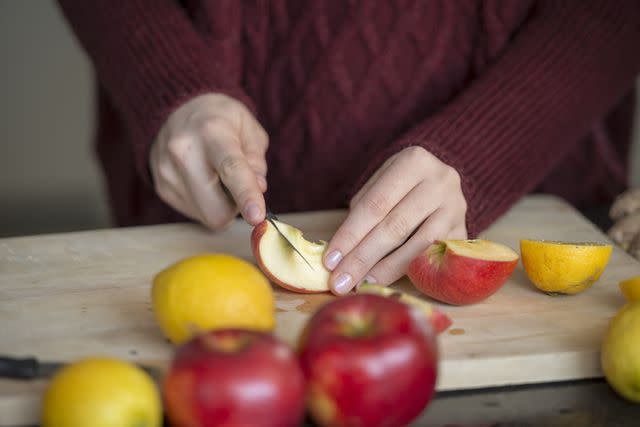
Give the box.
[356,282,452,334]
[163,329,306,427]
[408,239,519,305]
[251,219,331,293]
[299,294,438,427]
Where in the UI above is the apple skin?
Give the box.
[163,329,306,427]
[407,240,519,305]
[298,294,438,427]
[251,220,330,293]
[356,283,452,334]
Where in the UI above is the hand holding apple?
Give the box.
[299,294,439,427]
[408,239,519,305]
[322,146,468,295]
[163,329,306,427]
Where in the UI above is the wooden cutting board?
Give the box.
[1,195,639,426]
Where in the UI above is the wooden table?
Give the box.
[1,195,639,426]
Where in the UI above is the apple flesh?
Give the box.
[299,294,438,427]
[163,329,306,427]
[408,239,519,305]
[251,219,330,293]
[356,282,452,334]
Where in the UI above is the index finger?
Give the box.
[204,127,265,225]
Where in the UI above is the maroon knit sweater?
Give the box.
[58,0,640,237]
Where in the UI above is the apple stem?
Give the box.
[427,242,447,267]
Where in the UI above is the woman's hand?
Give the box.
[324,146,468,295]
[150,93,269,229]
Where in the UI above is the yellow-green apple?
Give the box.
[356,282,452,334]
[298,294,438,427]
[251,219,330,293]
[163,329,306,427]
[408,239,519,305]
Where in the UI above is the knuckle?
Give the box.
[247,157,267,174]
[361,193,389,218]
[346,251,371,277]
[336,228,361,251]
[218,155,244,179]
[234,187,255,206]
[202,212,229,230]
[199,116,227,137]
[167,136,193,164]
[369,262,399,285]
[402,146,427,163]
[444,166,461,187]
[157,164,174,183]
[382,213,412,242]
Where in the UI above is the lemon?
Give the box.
[620,276,640,302]
[520,239,612,295]
[41,357,161,427]
[152,253,275,344]
[601,301,640,402]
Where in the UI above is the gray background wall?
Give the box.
[1,1,639,237]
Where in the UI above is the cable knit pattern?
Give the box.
[57,0,640,235]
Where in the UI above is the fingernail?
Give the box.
[325,250,343,270]
[244,203,261,223]
[333,273,353,295]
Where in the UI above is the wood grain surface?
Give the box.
[1,195,639,426]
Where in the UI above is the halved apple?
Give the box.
[408,239,519,305]
[356,283,452,334]
[251,220,330,293]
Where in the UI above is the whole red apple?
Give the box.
[408,239,519,305]
[163,329,306,427]
[299,294,438,427]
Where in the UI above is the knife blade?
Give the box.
[219,183,315,269]
[0,355,161,381]
[265,212,315,270]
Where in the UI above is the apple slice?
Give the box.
[356,283,452,334]
[408,239,519,305]
[251,219,330,293]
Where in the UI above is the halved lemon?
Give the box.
[520,239,612,295]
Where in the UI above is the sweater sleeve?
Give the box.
[56,0,254,184]
[352,0,640,238]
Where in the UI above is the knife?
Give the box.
[220,183,314,269]
[265,211,315,270]
[0,355,161,380]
